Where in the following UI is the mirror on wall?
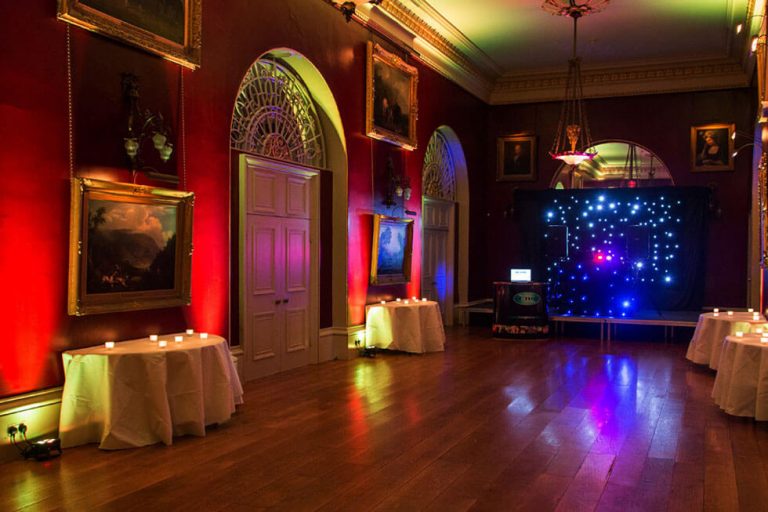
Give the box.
[551,140,673,189]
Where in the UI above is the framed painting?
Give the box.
[690,123,735,172]
[370,214,414,285]
[497,135,537,181]
[366,42,419,150]
[68,178,194,316]
[57,0,202,69]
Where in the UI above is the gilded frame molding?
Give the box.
[68,178,194,316]
[57,0,202,69]
[366,42,419,150]
[370,214,414,285]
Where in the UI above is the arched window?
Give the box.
[423,130,456,200]
[230,57,325,168]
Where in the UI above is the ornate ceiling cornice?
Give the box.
[492,59,751,104]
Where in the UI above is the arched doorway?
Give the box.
[421,126,469,325]
[230,50,347,380]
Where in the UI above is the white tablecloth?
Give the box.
[59,334,243,449]
[365,301,446,353]
[686,312,766,369]
[712,335,768,420]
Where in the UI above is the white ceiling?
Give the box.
[366,0,762,103]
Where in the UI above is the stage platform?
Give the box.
[552,310,699,342]
[456,301,699,342]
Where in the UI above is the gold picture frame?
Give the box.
[370,214,414,285]
[68,178,194,316]
[366,42,418,150]
[57,0,202,69]
[690,123,735,172]
[497,135,537,181]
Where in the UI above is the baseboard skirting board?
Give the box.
[319,325,365,361]
[0,387,63,464]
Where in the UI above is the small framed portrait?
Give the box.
[57,0,202,69]
[691,123,735,172]
[68,178,194,316]
[366,42,419,150]
[497,135,537,181]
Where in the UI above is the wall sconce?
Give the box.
[383,157,412,210]
[731,130,763,158]
[122,73,174,179]
[334,0,382,22]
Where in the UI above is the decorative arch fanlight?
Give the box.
[550,140,674,189]
[422,129,456,200]
[230,57,325,168]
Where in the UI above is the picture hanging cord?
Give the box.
[180,67,187,191]
[66,24,74,180]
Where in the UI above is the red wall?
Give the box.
[0,1,489,397]
[487,90,756,306]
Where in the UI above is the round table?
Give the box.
[59,334,243,449]
[365,300,445,353]
[712,334,768,420]
[685,312,766,370]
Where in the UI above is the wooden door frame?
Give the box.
[239,154,320,378]
[422,196,455,326]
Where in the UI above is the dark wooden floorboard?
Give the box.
[2,326,768,511]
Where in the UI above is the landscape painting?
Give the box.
[57,0,202,69]
[370,214,413,285]
[68,178,194,315]
[86,199,178,294]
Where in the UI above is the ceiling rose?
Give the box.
[542,0,610,18]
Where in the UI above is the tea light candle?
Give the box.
[404,300,410,304]
[149,334,158,342]
[105,341,115,349]
[753,313,760,321]
[714,308,719,313]
[174,335,183,343]
[200,332,209,339]
[396,298,401,302]
[755,328,764,334]
[714,313,720,317]
[761,337,768,344]
[186,329,194,336]
[158,340,168,348]
[380,300,386,305]
[735,331,744,337]
[749,308,754,313]
[727,310,734,316]
[422,298,427,302]
[412,296,417,301]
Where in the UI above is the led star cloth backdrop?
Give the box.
[516,187,710,317]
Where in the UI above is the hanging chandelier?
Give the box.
[544,0,608,166]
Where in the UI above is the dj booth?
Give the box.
[492,280,549,339]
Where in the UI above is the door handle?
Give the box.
[282,298,289,304]
[274,299,281,305]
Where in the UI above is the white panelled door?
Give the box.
[422,197,455,325]
[243,159,314,381]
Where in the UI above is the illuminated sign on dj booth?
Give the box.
[515,187,710,318]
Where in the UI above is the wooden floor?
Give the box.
[3,327,768,511]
